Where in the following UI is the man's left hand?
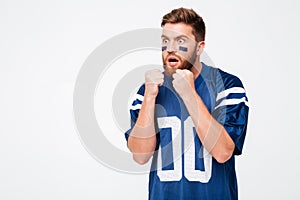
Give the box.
[172,69,195,99]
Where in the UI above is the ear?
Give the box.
[196,41,205,56]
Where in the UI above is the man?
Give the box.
[125,7,249,200]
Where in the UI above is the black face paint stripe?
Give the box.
[162,46,167,51]
[179,46,188,52]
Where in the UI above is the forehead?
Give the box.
[162,23,195,40]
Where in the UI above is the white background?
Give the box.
[1,0,300,199]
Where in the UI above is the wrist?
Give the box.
[181,90,198,104]
[144,85,159,99]
[144,92,157,101]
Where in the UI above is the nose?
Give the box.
[167,41,177,52]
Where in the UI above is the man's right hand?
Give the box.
[145,69,164,97]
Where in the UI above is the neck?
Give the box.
[191,60,202,80]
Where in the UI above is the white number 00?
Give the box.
[156,116,212,183]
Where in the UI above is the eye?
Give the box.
[177,38,185,44]
[162,38,169,44]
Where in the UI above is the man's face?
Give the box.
[161,23,198,76]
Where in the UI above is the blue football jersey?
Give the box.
[125,63,249,200]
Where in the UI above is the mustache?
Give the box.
[164,53,182,61]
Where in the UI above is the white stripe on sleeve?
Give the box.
[214,97,248,110]
[128,93,144,111]
[130,104,142,111]
[216,87,246,101]
[135,94,144,102]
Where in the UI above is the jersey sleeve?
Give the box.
[124,84,160,150]
[212,70,249,155]
[124,84,145,142]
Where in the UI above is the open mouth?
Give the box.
[167,56,180,67]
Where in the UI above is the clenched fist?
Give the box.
[145,69,164,97]
[172,69,195,99]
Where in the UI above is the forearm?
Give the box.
[182,91,235,163]
[128,94,157,164]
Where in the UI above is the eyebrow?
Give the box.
[161,34,189,40]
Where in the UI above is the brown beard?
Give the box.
[162,46,197,76]
[181,51,197,70]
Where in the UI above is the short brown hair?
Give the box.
[161,7,206,42]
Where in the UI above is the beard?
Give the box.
[162,46,197,77]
